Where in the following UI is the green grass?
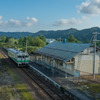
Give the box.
[0,53,2,58]
[0,58,34,100]
[6,66,20,82]
[15,84,34,100]
[79,82,100,93]
[21,92,33,100]
[87,83,100,93]
[0,85,34,100]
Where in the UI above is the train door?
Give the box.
[22,55,25,63]
[25,55,29,63]
[17,56,21,66]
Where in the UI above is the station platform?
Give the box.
[29,61,95,100]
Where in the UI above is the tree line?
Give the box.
[0,35,46,54]
[1,34,99,54]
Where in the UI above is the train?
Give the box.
[8,48,29,67]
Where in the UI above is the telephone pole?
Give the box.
[92,32,100,80]
[25,36,27,53]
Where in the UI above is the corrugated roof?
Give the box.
[35,42,91,62]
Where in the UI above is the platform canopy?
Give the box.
[35,42,91,62]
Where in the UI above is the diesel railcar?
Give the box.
[8,48,29,67]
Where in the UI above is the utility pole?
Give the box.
[25,36,27,54]
[13,38,14,47]
[92,32,100,80]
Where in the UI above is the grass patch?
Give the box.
[87,83,100,93]
[79,82,100,93]
[15,84,34,100]
[96,75,100,79]
[0,53,2,58]
[21,91,33,100]
[15,84,27,90]
[81,75,100,81]
[5,65,20,82]
[0,84,34,100]
[0,59,34,100]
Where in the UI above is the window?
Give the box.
[18,56,21,58]
[67,58,74,63]
[25,56,28,57]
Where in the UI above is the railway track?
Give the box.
[0,48,8,58]
[1,47,70,100]
[22,67,70,100]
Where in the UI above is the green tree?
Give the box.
[26,36,33,46]
[18,37,26,46]
[0,35,7,42]
[66,34,81,43]
[39,35,46,42]
[8,38,15,47]
[32,37,46,47]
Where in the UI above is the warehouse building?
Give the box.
[32,42,100,77]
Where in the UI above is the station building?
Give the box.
[32,42,100,77]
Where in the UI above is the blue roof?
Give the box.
[35,42,91,62]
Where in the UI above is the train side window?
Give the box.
[25,56,28,57]
[18,56,21,58]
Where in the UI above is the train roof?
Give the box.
[8,48,29,56]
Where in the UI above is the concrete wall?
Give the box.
[63,63,74,76]
[74,48,100,75]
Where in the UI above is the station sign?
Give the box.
[74,70,80,78]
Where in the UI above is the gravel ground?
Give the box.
[0,49,52,100]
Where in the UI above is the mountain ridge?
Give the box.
[0,27,100,42]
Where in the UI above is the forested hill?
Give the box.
[0,27,100,42]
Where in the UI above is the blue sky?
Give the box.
[0,0,100,32]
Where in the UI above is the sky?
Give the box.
[0,0,100,32]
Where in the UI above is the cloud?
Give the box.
[78,0,100,15]
[53,17,88,26]
[9,19,22,26]
[26,17,38,26]
[32,17,38,23]
[26,17,30,20]
[26,17,38,22]
[0,16,3,20]
[0,17,38,28]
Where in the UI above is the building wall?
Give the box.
[32,47,100,77]
[63,63,74,76]
[74,48,100,75]
[32,54,74,77]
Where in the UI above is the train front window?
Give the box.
[18,55,28,58]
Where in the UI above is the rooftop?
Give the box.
[35,42,91,62]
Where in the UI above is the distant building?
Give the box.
[46,39,56,43]
[32,42,100,77]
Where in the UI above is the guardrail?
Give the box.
[29,65,61,88]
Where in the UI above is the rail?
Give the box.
[29,64,95,100]
[29,65,61,88]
